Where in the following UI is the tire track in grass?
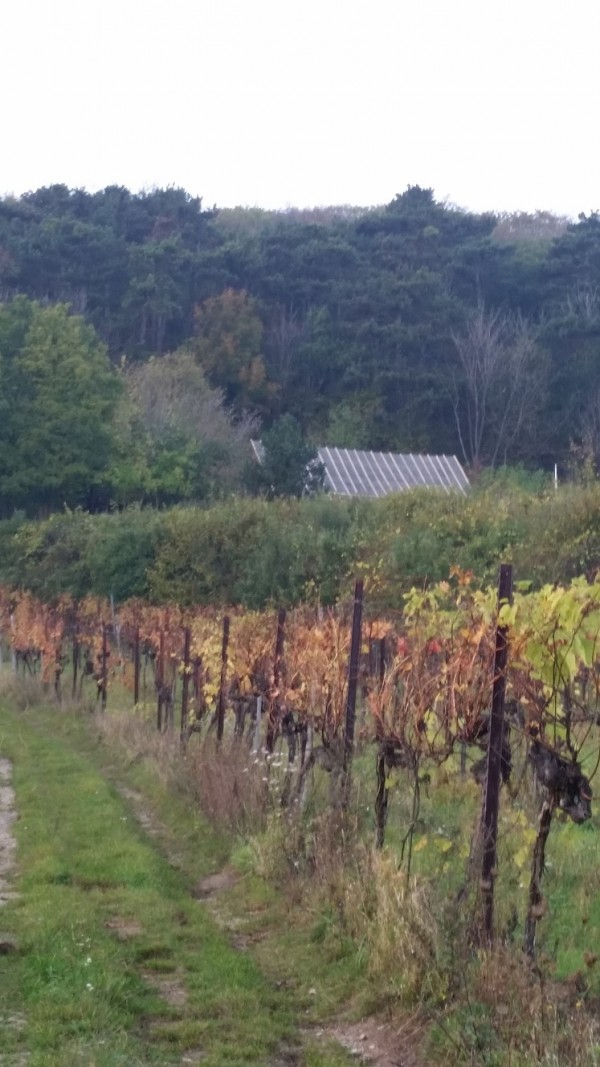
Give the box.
[0,708,308,1066]
[0,705,423,1067]
[116,775,425,1066]
[0,757,18,908]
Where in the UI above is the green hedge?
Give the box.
[2,477,600,609]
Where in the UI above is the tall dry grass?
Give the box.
[98,710,270,831]
[0,669,96,713]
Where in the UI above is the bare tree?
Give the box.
[563,283,600,326]
[492,210,569,244]
[451,304,547,469]
[264,305,307,396]
[575,388,600,472]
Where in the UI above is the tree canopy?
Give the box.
[0,299,119,514]
[1,183,600,516]
[249,415,325,499]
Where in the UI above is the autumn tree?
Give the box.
[191,288,275,412]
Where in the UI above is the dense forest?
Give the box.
[1,182,600,517]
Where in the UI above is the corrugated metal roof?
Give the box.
[317,448,469,497]
[251,440,469,497]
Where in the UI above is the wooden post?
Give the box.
[523,799,554,956]
[460,742,467,776]
[379,636,387,688]
[54,651,62,704]
[193,657,201,702]
[216,616,230,743]
[375,746,388,848]
[342,579,364,807]
[100,624,109,711]
[180,627,191,745]
[157,630,165,732]
[72,636,79,699]
[266,608,286,754]
[300,720,309,767]
[110,593,122,666]
[133,627,140,706]
[253,695,263,754]
[481,563,513,940]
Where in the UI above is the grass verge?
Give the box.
[0,701,357,1067]
[5,688,600,1067]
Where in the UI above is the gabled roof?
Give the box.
[251,441,469,497]
[317,447,469,497]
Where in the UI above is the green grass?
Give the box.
[0,704,356,1066]
[4,691,600,1066]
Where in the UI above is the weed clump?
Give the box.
[0,672,47,710]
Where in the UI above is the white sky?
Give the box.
[3,0,599,217]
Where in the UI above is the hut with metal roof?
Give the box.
[251,441,469,497]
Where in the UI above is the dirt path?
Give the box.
[0,756,28,1067]
[0,758,17,909]
[0,699,429,1067]
[119,784,427,1067]
[323,1020,426,1067]
[194,868,427,1067]
[0,710,321,1066]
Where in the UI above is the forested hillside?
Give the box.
[1,182,600,516]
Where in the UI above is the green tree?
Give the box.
[124,237,192,353]
[110,350,258,506]
[0,300,120,515]
[250,415,325,499]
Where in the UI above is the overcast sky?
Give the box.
[3,0,599,217]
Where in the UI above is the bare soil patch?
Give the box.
[192,868,241,899]
[180,1051,206,1064]
[0,1009,28,1063]
[104,916,143,940]
[323,1017,427,1067]
[118,786,163,837]
[141,968,188,1008]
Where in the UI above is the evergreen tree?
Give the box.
[250,415,325,498]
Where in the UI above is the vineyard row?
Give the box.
[1,572,600,949]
